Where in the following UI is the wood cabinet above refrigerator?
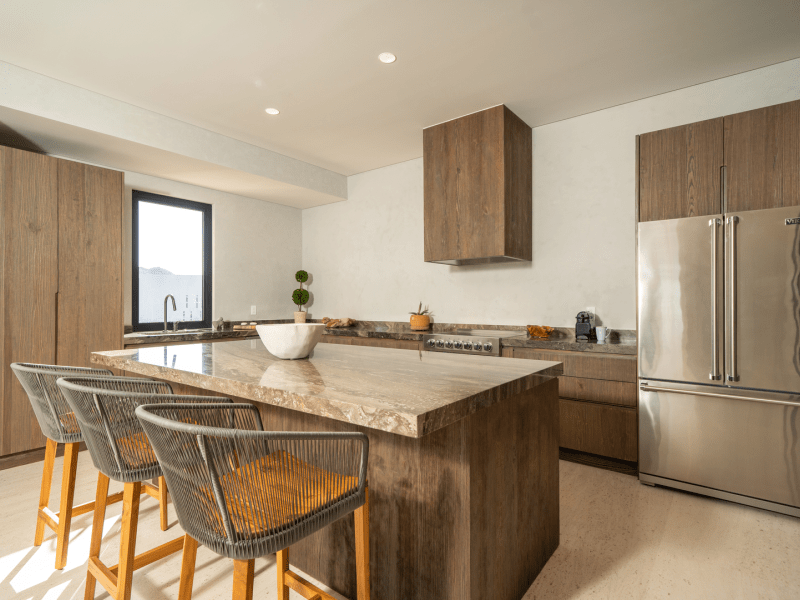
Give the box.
[637,98,800,222]
[638,117,723,222]
[724,99,800,212]
[423,105,532,265]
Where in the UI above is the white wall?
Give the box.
[123,172,302,325]
[302,58,800,330]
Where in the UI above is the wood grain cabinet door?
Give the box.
[638,117,723,222]
[0,147,58,455]
[424,105,532,264]
[57,161,124,368]
[724,99,800,212]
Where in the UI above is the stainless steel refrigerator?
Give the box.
[638,205,800,517]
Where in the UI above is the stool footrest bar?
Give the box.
[285,570,336,600]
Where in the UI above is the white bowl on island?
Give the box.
[256,323,325,359]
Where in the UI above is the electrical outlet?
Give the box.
[250,305,257,315]
[586,307,596,327]
[250,339,257,349]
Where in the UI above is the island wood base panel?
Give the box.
[166,377,559,600]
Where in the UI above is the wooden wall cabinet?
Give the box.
[724,99,800,212]
[638,99,800,221]
[638,117,723,222]
[506,347,638,462]
[0,146,123,456]
[423,104,532,265]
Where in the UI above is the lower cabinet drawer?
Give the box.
[559,376,637,407]
[559,398,637,462]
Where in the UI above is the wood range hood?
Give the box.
[423,104,532,265]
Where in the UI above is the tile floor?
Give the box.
[1,454,797,599]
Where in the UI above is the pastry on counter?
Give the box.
[527,325,555,338]
[322,317,357,328]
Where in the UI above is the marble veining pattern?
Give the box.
[92,340,561,438]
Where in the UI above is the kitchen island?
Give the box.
[92,340,562,600]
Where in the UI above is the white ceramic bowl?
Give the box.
[256,323,325,359]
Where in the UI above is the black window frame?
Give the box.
[132,190,212,332]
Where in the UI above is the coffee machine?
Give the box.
[575,311,596,341]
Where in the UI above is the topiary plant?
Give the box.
[292,288,309,308]
[292,270,310,311]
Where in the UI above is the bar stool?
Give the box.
[57,377,231,600]
[10,363,170,569]
[135,402,371,600]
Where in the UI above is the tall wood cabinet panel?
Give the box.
[57,161,124,369]
[0,147,58,455]
[638,117,723,221]
[0,146,123,456]
[724,99,800,211]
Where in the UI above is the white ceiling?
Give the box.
[1,0,799,176]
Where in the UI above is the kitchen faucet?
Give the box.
[164,294,177,332]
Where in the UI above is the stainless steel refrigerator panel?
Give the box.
[639,380,800,510]
[726,206,800,392]
[638,215,724,384]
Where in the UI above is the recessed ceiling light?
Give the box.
[378,52,396,64]
[265,108,280,115]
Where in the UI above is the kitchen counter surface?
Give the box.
[92,339,561,438]
[124,321,637,355]
[501,335,637,355]
[124,328,259,345]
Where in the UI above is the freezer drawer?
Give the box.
[639,380,800,511]
[638,214,724,384]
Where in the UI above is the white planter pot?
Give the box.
[294,311,307,323]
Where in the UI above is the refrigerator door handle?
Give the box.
[639,383,800,408]
[709,218,721,380]
[727,216,739,382]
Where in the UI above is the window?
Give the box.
[132,190,211,331]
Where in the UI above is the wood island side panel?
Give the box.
[165,376,560,600]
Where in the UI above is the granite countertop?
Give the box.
[323,321,637,355]
[92,340,561,438]
[124,321,637,355]
[501,335,637,355]
[124,328,259,345]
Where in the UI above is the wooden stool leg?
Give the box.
[55,442,80,569]
[177,534,198,600]
[276,549,289,600]
[35,438,58,546]
[232,559,255,600]
[116,482,141,600]
[84,473,110,600]
[354,488,371,600]
[158,476,169,531]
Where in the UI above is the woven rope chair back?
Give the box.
[136,402,369,560]
[10,363,113,443]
